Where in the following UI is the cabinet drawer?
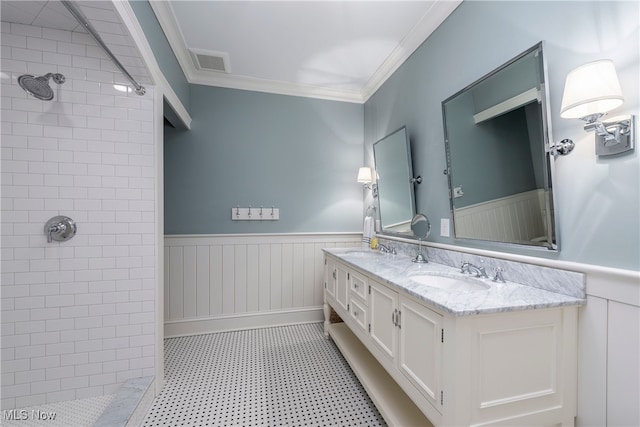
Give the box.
[349,298,368,333]
[350,270,368,303]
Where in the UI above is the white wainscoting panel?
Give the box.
[164,234,360,337]
[454,189,547,243]
[606,300,640,426]
[577,269,640,427]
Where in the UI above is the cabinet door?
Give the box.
[398,295,442,407]
[325,258,336,299]
[335,263,349,312]
[370,280,398,361]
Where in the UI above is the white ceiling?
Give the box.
[152,0,461,103]
[1,0,461,103]
[1,0,84,32]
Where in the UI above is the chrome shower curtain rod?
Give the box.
[61,0,146,96]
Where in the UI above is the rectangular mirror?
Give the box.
[373,126,417,237]
[442,42,558,250]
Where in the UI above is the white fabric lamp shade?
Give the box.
[357,167,373,183]
[560,59,624,119]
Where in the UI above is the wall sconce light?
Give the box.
[357,167,377,197]
[557,59,635,156]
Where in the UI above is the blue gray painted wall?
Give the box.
[164,86,364,234]
[129,0,190,113]
[364,1,639,270]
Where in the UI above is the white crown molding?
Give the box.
[149,0,462,104]
[188,69,365,103]
[112,0,192,129]
[361,0,463,102]
[148,1,196,82]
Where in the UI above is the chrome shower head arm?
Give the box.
[51,73,66,84]
[41,73,66,85]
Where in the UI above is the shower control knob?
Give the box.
[45,216,76,243]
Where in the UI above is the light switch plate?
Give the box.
[440,218,450,237]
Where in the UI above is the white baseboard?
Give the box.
[164,307,324,338]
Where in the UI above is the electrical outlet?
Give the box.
[440,218,450,237]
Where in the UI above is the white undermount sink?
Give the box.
[410,274,490,292]
[342,250,381,257]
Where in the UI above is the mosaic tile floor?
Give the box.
[142,323,386,426]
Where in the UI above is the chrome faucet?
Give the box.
[378,243,397,255]
[460,261,489,278]
[492,267,506,283]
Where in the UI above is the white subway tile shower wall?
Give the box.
[1,22,156,410]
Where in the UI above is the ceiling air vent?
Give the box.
[189,49,230,73]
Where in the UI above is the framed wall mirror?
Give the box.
[442,42,559,250]
[373,126,417,237]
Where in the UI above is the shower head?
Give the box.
[18,73,66,101]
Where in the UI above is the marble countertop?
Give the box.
[324,247,585,317]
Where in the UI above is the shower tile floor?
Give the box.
[142,322,386,426]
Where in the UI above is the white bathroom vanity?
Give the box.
[323,247,585,427]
